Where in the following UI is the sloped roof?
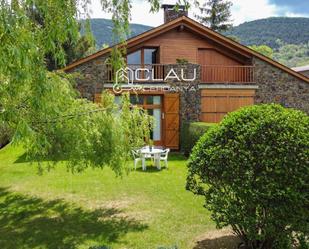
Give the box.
[63,16,309,84]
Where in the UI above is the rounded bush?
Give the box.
[186,104,309,249]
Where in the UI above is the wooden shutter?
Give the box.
[200,89,255,123]
[163,93,180,149]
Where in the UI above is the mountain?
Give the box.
[87,18,152,48]
[225,17,309,48]
[88,17,309,49]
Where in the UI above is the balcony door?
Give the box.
[127,48,161,81]
[115,94,163,146]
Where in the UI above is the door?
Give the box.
[113,94,163,146]
[163,93,180,149]
[200,89,255,123]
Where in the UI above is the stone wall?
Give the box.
[67,55,109,101]
[164,64,201,122]
[253,57,309,114]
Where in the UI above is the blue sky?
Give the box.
[269,0,309,15]
[88,0,309,26]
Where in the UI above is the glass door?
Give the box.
[129,95,162,145]
[145,96,162,144]
[114,94,163,144]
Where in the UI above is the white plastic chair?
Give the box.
[142,146,154,163]
[160,148,170,169]
[132,149,142,170]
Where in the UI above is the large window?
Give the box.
[127,48,158,65]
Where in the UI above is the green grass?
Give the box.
[0,145,216,249]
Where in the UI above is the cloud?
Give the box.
[87,0,309,27]
[230,0,278,25]
[87,0,162,26]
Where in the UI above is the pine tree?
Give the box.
[196,0,233,32]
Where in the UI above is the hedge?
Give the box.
[181,122,215,156]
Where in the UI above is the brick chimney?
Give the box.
[161,4,188,23]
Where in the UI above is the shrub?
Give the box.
[181,122,215,156]
[176,58,189,64]
[186,104,309,249]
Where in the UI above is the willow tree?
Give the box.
[0,0,199,174]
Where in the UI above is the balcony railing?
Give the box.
[105,64,255,83]
[200,65,255,83]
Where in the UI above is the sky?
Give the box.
[87,0,309,26]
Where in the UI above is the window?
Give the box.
[144,48,157,64]
[115,95,162,141]
[127,50,141,64]
[127,48,158,65]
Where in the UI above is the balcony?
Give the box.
[200,65,255,83]
[105,64,255,83]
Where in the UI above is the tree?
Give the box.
[273,41,309,67]
[195,0,233,32]
[26,3,96,70]
[1,0,201,174]
[249,45,274,58]
[187,104,309,249]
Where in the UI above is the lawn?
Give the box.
[0,145,221,249]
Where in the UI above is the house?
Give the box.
[292,65,309,78]
[64,5,309,150]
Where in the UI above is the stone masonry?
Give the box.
[67,55,109,101]
[253,57,309,114]
[164,64,201,122]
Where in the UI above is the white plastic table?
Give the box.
[139,147,164,170]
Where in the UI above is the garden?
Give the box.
[0,145,219,249]
[0,104,308,249]
[0,1,308,248]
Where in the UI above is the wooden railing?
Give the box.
[200,65,255,83]
[106,64,255,83]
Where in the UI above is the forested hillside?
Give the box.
[87,18,151,48]
[225,17,309,49]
